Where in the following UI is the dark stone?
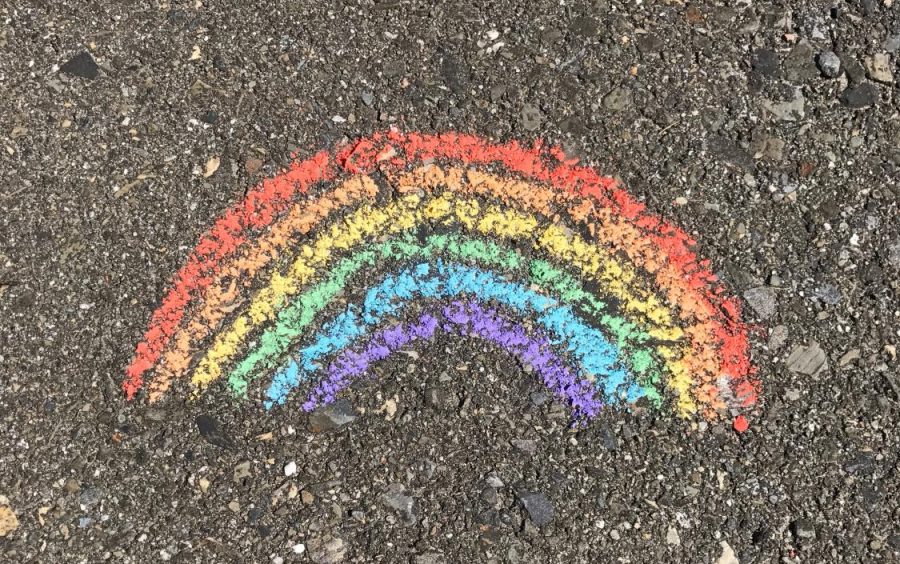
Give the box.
[60,52,100,80]
[844,451,875,476]
[212,54,229,71]
[195,414,235,450]
[200,110,219,124]
[382,60,406,78]
[636,34,663,54]
[708,135,754,170]
[840,54,867,83]
[841,82,879,108]
[570,16,599,37]
[477,508,502,526]
[752,527,770,545]
[599,423,617,451]
[481,486,499,506]
[752,49,779,76]
[79,486,106,509]
[784,41,818,82]
[440,53,469,95]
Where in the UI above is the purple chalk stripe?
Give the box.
[304,300,603,419]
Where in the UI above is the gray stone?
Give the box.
[762,88,805,121]
[481,486,499,506]
[666,525,681,546]
[309,399,357,432]
[784,41,818,82]
[887,240,900,269]
[636,34,663,54]
[78,487,105,509]
[485,475,505,488]
[360,90,375,106]
[529,390,549,407]
[425,387,456,411]
[520,104,543,131]
[414,553,446,564]
[785,342,828,376]
[865,53,894,84]
[750,134,785,161]
[233,461,252,482]
[817,51,841,78]
[743,286,777,320]
[599,423,618,451]
[602,87,632,112]
[768,325,789,351]
[511,439,537,454]
[885,34,900,54]
[308,535,347,564]
[519,492,554,526]
[812,283,842,305]
[860,0,879,15]
[380,483,418,525]
[791,519,816,540]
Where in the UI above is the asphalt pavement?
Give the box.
[1,1,899,562]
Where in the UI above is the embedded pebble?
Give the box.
[743,286,777,320]
[786,343,828,376]
[865,53,893,84]
[519,492,555,526]
[0,504,19,537]
[817,51,841,78]
[841,83,879,108]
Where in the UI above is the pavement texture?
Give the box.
[2,1,900,563]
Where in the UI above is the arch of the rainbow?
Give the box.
[226,231,665,402]
[190,195,681,378]
[262,260,644,413]
[178,191,725,415]
[123,134,757,422]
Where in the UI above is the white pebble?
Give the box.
[284,461,297,477]
[292,543,306,554]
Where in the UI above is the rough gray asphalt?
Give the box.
[2,1,899,562]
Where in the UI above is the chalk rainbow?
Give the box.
[124,130,759,424]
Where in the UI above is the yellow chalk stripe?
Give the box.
[190,192,695,413]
